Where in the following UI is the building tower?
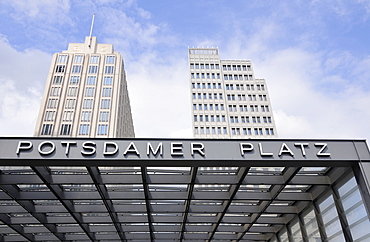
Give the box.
[189,48,277,138]
[34,36,135,138]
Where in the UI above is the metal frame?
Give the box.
[0,138,369,241]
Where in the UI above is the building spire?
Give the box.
[88,13,95,48]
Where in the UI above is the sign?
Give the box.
[0,138,368,164]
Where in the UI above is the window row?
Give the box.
[41,123,109,136]
[194,127,274,136]
[192,83,222,89]
[189,63,220,69]
[222,64,251,71]
[79,124,108,135]
[194,115,226,122]
[191,73,221,79]
[192,93,224,100]
[230,116,272,123]
[192,83,265,92]
[60,111,110,122]
[50,86,112,98]
[193,104,225,111]
[231,127,275,135]
[195,126,227,135]
[54,76,113,85]
[224,74,253,81]
[228,105,270,112]
[194,115,272,124]
[46,98,111,110]
[57,55,116,64]
[55,65,114,74]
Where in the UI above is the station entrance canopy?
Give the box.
[0,138,369,241]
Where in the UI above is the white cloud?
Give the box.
[127,54,192,138]
[0,37,50,136]
[4,0,72,24]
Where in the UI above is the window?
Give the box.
[206,127,210,134]
[209,104,213,110]
[193,104,197,110]
[198,104,202,110]
[210,64,215,69]
[74,55,83,63]
[67,87,78,96]
[83,99,93,109]
[205,115,209,122]
[102,88,112,97]
[47,99,58,108]
[194,127,198,134]
[86,76,96,85]
[212,127,216,134]
[79,124,90,135]
[190,63,194,69]
[99,111,110,122]
[90,56,99,63]
[208,93,212,99]
[53,76,63,84]
[70,76,80,84]
[60,124,71,135]
[219,93,223,99]
[195,64,199,69]
[222,116,226,122]
[194,115,197,122]
[199,115,203,122]
[216,115,220,122]
[65,99,76,109]
[50,87,61,96]
[71,65,81,73]
[192,93,196,99]
[104,77,113,85]
[200,127,204,134]
[217,127,221,134]
[41,124,53,135]
[57,55,67,63]
[215,64,219,69]
[200,64,204,69]
[105,66,114,74]
[81,111,92,121]
[88,66,98,74]
[198,93,201,99]
[232,65,237,70]
[210,115,214,122]
[201,73,205,79]
[106,56,115,64]
[85,87,95,97]
[55,65,65,73]
[203,93,207,99]
[97,124,108,135]
[101,99,111,109]
[223,127,227,134]
[217,73,220,79]
[63,111,73,121]
[44,111,55,121]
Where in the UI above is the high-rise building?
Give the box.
[189,48,277,138]
[34,36,134,138]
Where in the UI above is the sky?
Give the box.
[0,0,370,141]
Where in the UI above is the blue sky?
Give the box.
[0,0,370,141]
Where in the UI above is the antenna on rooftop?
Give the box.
[88,13,96,48]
